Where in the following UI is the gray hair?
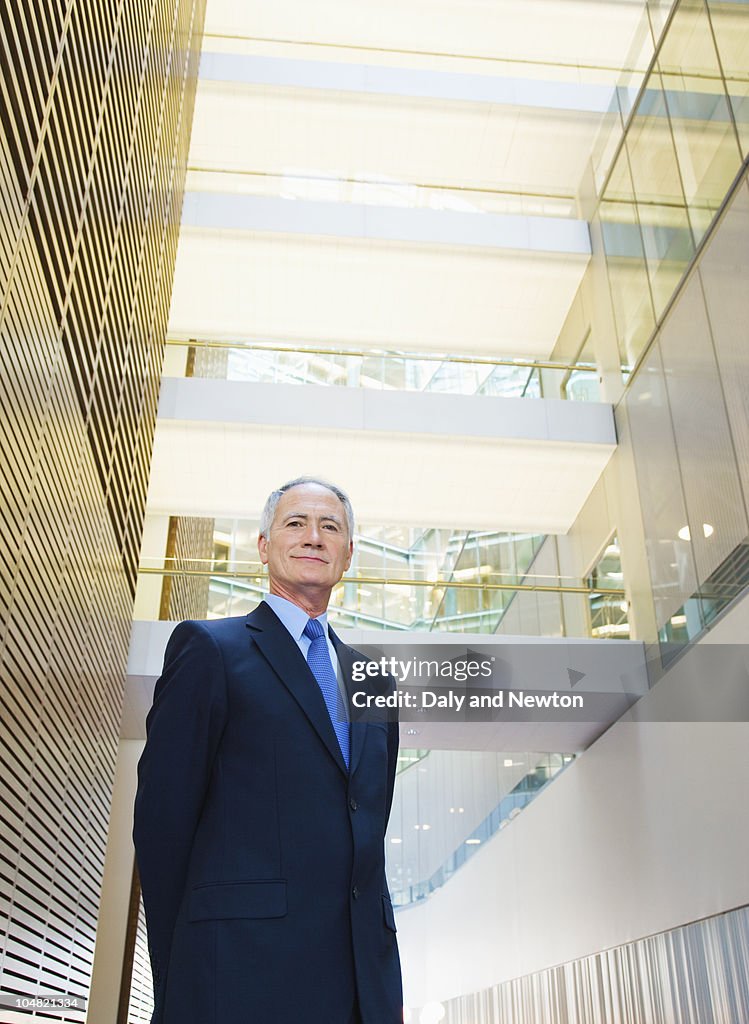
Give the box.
[259,476,355,540]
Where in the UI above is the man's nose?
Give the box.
[302,524,323,546]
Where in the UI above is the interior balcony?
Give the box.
[146,346,617,534]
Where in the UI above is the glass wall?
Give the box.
[622,170,749,652]
[707,0,749,158]
[597,0,746,374]
[386,750,573,906]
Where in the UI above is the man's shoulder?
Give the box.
[169,614,250,648]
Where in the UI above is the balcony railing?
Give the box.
[138,558,626,635]
[163,337,603,402]
[386,751,574,907]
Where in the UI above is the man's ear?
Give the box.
[344,540,353,571]
[258,533,269,565]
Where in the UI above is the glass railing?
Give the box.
[185,167,580,220]
[137,558,626,635]
[163,338,602,402]
[658,537,749,660]
[386,751,574,907]
[137,520,632,636]
[397,749,429,775]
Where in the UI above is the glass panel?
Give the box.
[386,751,574,906]
[170,342,600,400]
[658,597,705,653]
[699,175,749,505]
[658,0,742,246]
[658,267,749,583]
[597,0,747,383]
[599,144,657,368]
[707,0,749,157]
[564,331,601,401]
[592,3,656,192]
[626,73,695,317]
[624,344,700,632]
[648,0,679,40]
[586,535,631,639]
[593,99,628,197]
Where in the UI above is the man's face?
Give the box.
[258,483,353,605]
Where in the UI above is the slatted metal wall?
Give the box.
[444,904,749,1024]
[0,0,204,1018]
[158,515,215,621]
[126,878,153,1024]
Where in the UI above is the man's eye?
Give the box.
[323,524,339,531]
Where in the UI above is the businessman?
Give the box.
[133,477,402,1024]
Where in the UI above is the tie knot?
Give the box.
[303,617,325,641]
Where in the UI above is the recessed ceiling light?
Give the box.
[466,838,481,845]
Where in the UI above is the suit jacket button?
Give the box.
[352,885,360,899]
[349,797,358,811]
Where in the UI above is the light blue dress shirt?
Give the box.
[262,593,341,677]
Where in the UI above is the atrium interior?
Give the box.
[1,0,748,1022]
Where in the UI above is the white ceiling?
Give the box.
[168,0,653,361]
[202,0,651,78]
[157,0,649,538]
[145,417,615,533]
[188,78,605,199]
[168,228,589,356]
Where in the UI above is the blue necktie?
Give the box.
[303,618,350,770]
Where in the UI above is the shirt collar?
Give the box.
[263,592,328,642]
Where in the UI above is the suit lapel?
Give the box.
[246,602,348,777]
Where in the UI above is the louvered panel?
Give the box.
[444,905,749,1024]
[127,883,153,1024]
[160,515,214,621]
[0,0,205,1018]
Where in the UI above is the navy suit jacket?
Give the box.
[133,602,402,1024]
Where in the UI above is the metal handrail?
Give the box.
[138,563,626,597]
[166,336,600,375]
